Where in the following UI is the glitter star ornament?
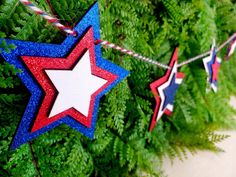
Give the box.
[225,37,236,60]
[21,28,119,133]
[203,42,221,92]
[149,48,185,131]
[0,2,129,149]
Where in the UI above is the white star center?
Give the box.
[45,50,107,118]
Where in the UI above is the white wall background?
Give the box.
[163,97,236,177]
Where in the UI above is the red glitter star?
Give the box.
[211,59,220,82]
[21,27,117,132]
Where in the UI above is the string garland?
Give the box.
[95,40,170,69]
[19,0,235,69]
[178,33,236,67]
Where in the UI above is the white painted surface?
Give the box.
[163,97,236,177]
[45,50,107,117]
[230,96,236,110]
[163,131,236,177]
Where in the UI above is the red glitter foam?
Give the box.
[21,27,118,132]
[211,59,220,82]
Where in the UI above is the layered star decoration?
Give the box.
[0,2,129,149]
[149,48,185,131]
[203,43,221,92]
[225,36,236,60]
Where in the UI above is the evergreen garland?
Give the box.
[0,0,236,176]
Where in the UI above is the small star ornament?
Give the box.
[203,42,221,92]
[0,2,129,149]
[225,36,236,60]
[149,48,185,131]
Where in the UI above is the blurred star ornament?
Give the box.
[203,42,221,92]
[0,2,129,149]
[225,36,236,60]
[149,48,185,131]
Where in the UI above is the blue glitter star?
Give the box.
[0,2,129,149]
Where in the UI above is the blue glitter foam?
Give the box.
[0,2,129,150]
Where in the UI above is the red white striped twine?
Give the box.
[19,0,77,36]
[95,40,170,69]
[19,0,236,69]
